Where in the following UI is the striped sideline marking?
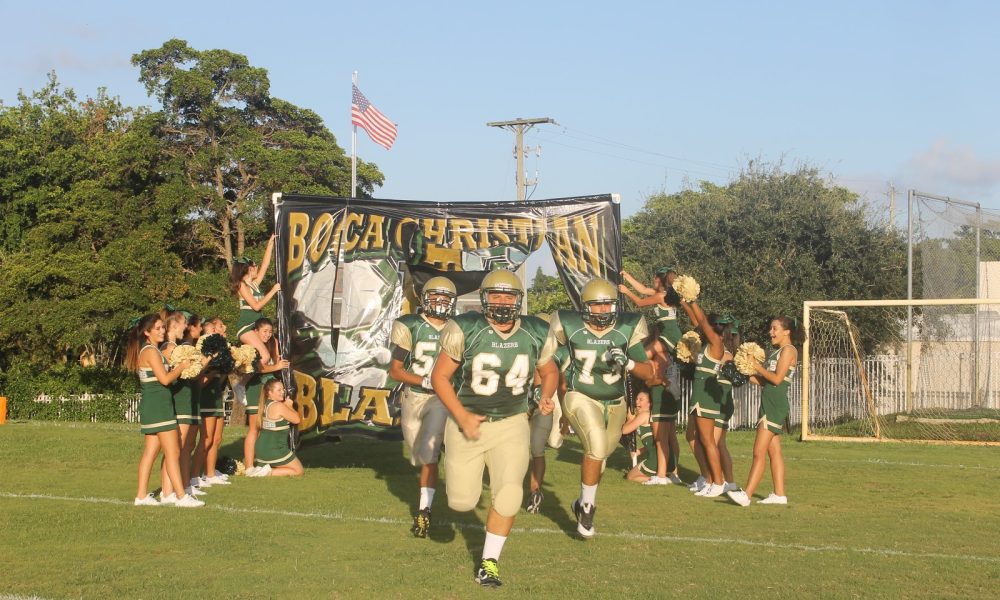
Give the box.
[2,491,997,564]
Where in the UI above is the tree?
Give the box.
[132,39,384,268]
[527,267,573,315]
[0,76,186,368]
[621,163,907,346]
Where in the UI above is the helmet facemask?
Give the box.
[481,289,523,324]
[583,300,617,329]
[423,290,456,319]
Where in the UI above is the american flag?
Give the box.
[351,84,397,150]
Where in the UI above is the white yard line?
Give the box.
[2,491,997,564]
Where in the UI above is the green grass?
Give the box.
[814,410,1000,442]
[1,420,999,599]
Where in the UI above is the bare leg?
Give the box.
[193,421,208,479]
[269,458,304,477]
[485,506,514,537]
[686,422,709,479]
[243,413,260,467]
[202,417,219,477]
[240,331,272,365]
[651,421,668,478]
[420,463,439,488]
[157,429,187,499]
[666,421,680,474]
[136,435,162,498]
[714,427,734,483]
[528,456,545,492]
[695,416,723,484]
[581,455,603,486]
[768,435,786,496]
[744,424,776,497]
[178,424,192,487]
[210,418,226,476]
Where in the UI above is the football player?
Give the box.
[387,276,457,538]
[431,269,559,588]
[547,277,659,538]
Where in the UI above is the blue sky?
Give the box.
[4,1,999,268]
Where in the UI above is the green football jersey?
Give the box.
[439,313,555,418]
[550,310,649,401]
[390,313,446,391]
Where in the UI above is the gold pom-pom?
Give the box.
[169,344,204,379]
[231,344,259,374]
[672,275,701,302]
[235,459,246,476]
[734,342,766,375]
[675,331,703,364]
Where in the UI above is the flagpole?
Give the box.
[351,71,358,198]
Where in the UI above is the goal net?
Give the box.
[802,299,1000,444]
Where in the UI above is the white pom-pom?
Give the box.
[230,344,259,374]
[675,331,703,364]
[672,275,701,302]
[169,345,204,379]
[734,342,766,375]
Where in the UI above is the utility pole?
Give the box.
[888,182,896,228]
[487,117,556,200]
[487,117,556,312]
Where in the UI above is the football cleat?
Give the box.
[525,489,544,514]
[411,508,431,538]
[572,499,596,538]
[475,558,502,587]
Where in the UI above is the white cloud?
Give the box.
[905,139,1000,192]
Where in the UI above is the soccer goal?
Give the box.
[802,298,1000,445]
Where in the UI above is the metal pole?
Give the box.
[801,302,811,440]
[906,190,914,413]
[974,204,982,406]
[351,71,358,198]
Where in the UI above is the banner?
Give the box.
[274,194,622,436]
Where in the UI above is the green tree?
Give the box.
[0,76,186,368]
[132,39,384,268]
[527,267,573,315]
[621,163,907,347]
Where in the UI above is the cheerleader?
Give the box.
[126,314,203,507]
[727,317,800,507]
[250,379,304,477]
[231,235,280,365]
[197,317,231,486]
[243,318,288,475]
[159,310,203,498]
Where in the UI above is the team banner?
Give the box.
[274,193,621,436]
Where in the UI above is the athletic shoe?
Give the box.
[175,494,205,508]
[158,492,178,505]
[248,464,271,478]
[667,473,684,485]
[475,558,502,588]
[572,500,596,538]
[204,475,231,485]
[723,482,739,493]
[688,476,707,492]
[726,488,751,507]
[411,508,431,538]
[214,471,230,480]
[758,493,788,505]
[642,476,669,486]
[134,494,160,506]
[525,489,544,513]
[189,477,201,487]
[186,486,207,497]
[197,476,213,488]
[702,483,726,498]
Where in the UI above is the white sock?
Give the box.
[580,483,598,506]
[482,531,507,561]
[419,487,435,510]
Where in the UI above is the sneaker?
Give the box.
[247,464,271,478]
[642,476,669,486]
[688,476,707,492]
[205,475,231,485]
[189,477,201,487]
[475,558,502,588]
[411,508,431,538]
[702,483,726,498]
[197,476,213,488]
[667,473,684,485]
[758,493,788,505]
[525,489,544,513]
[723,482,739,493]
[134,494,160,506]
[158,492,178,505]
[572,500,596,538]
[244,466,259,477]
[186,486,207,497]
[214,470,230,480]
[175,494,205,508]
[726,488,751,507]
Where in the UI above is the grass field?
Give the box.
[1,421,998,599]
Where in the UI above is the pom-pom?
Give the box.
[231,344,259,374]
[720,361,749,387]
[197,333,235,374]
[672,275,700,302]
[235,459,246,476]
[169,344,204,379]
[734,342,766,375]
[675,331,703,364]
